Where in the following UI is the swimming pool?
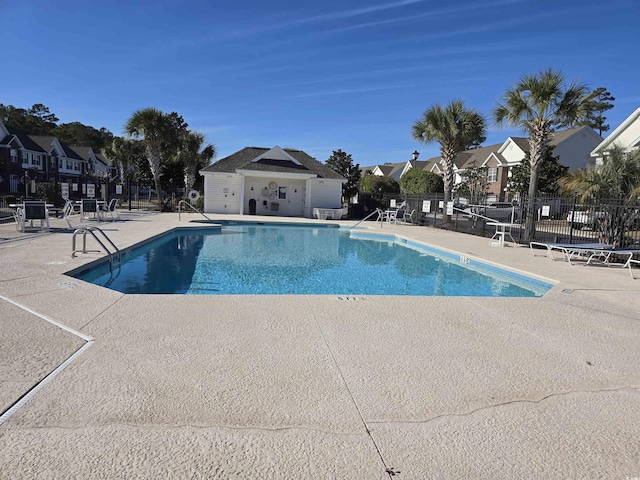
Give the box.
[69,223,552,296]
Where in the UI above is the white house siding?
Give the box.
[203,174,243,214]
[243,177,306,217]
[283,180,306,217]
[500,140,527,164]
[605,118,640,152]
[552,128,603,171]
[306,179,342,218]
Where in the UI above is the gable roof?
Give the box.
[505,126,597,154]
[508,137,530,151]
[95,152,110,167]
[420,143,504,172]
[68,145,95,161]
[28,135,65,156]
[591,107,640,156]
[465,143,504,168]
[201,146,345,180]
[5,129,47,153]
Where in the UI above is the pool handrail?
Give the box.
[178,200,212,222]
[350,209,382,229]
[71,226,121,272]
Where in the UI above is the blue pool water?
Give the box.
[70,224,552,296]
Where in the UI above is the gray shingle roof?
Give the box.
[420,143,504,171]
[509,127,594,152]
[68,145,93,161]
[457,143,504,169]
[5,130,46,152]
[201,147,345,180]
[28,135,84,160]
[27,136,59,154]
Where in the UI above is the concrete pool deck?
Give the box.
[0,211,639,479]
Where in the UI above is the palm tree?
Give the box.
[493,68,589,242]
[102,137,144,201]
[178,131,216,195]
[124,108,179,202]
[412,100,486,222]
[559,145,640,246]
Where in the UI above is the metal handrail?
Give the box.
[71,226,121,272]
[350,209,383,229]
[178,200,212,222]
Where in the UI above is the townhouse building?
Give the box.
[0,122,115,199]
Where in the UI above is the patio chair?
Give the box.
[398,209,416,225]
[19,201,50,232]
[81,198,102,221]
[313,208,328,220]
[101,198,120,220]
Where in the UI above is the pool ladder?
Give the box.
[72,226,121,272]
[178,200,212,222]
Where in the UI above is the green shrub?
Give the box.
[36,183,62,206]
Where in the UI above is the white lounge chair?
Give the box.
[584,247,640,278]
[529,242,614,264]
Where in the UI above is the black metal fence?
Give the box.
[366,193,640,247]
[0,182,164,225]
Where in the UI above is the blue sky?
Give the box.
[2,0,639,167]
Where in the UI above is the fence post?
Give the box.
[568,196,576,244]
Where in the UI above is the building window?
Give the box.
[487,167,498,182]
[66,160,73,169]
[32,154,41,167]
[10,149,18,162]
[22,152,28,164]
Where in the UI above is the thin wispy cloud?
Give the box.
[287,83,420,99]
[327,0,528,33]
[291,0,424,24]
[206,0,424,40]
[270,60,481,89]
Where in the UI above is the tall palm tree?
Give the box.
[124,107,176,202]
[559,146,640,246]
[493,68,589,241]
[178,131,216,195]
[412,100,486,222]
[102,137,145,202]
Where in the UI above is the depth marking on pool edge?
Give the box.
[0,294,94,426]
[336,296,366,301]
